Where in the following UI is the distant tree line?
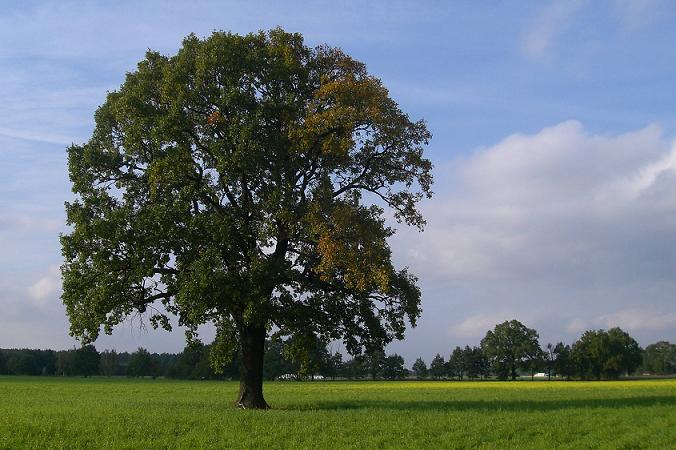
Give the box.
[0,344,234,379]
[1,321,673,380]
[0,337,406,380]
[409,321,674,381]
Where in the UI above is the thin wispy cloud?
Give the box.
[0,127,75,146]
[612,0,671,30]
[0,215,62,233]
[568,308,676,333]
[450,312,536,338]
[521,0,584,59]
[27,265,62,307]
[599,308,676,331]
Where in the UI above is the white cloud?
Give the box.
[27,266,62,306]
[521,0,584,58]
[400,121,676,285]
[599,308,676,331]
[450,312,527,338]
[566,308,676,334]
[0,215,62,233]
[610,140,676,200]
[0,126,76,146]
[566,318,590,334]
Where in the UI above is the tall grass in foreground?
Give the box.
[0,377,673,449]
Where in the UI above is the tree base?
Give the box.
[236,388,270,409]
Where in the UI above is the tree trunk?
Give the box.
[236,326,269,409]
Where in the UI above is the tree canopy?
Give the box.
[480,320,540,380]
[60,29,432,408]
[571,328,642,380]
[381,354,407,380]
[642,341,676,375]
[429,353,445,379]
[411,357,427,379]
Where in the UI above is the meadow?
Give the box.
[0,377,674,449]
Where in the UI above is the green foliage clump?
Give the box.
[480,320,540,380]
[571,328,642,380]
[642,341,676,374]
[411,357,427,379]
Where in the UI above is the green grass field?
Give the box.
[1,377,674,449]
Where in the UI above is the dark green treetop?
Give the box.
[480,320,540,380]
[571,327,642,380]
[642,341,676,374]
[411,357,428,378]
[382,354,407,380]
[429,353,445,379]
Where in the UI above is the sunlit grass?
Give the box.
[1,377,674,449]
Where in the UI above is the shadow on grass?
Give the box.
[282,396,676,412]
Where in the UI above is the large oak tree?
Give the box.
[61,29,432,408]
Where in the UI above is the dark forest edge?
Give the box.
[1,320,674,381]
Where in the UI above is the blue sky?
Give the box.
[1,0,675,362]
